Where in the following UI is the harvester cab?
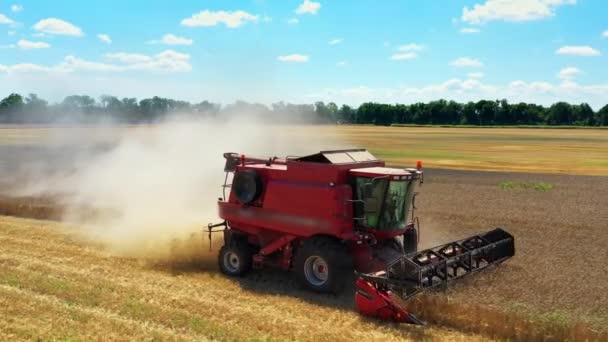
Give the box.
[209,149,515,324]
[349,166,422,245]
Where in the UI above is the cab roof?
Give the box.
[294,149,378,164]
[349,167,422,180]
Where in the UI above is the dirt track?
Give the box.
[1,168,607,340]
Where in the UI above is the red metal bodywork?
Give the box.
[217,151,419,273]
[354,276,416,323]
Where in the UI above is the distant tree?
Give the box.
[337,104,355,123]
[475,100,498,125]
[23,94,49,123]
[597,105,608,126]
[575,103,595,126]
[61,95,96,115]
[0,93,25,122]
[546,102,573,125]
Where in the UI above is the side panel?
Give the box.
[219,182,353,240]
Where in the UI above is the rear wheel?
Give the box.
[218,241,253,276]
[294,238,352,294]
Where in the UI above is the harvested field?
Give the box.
[0,216,483,341]
[1,169,607,340]
[1,125,607,178]
[1,125,607,340]
[321,126,608,175]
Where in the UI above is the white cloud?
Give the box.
[33,18,83,36]
[8,30,16,36]
[390,53,417,61]
[557,67,580,80]
[468,72,484,79]
[105,52,153,64]
[181,10,258,28]
[0,14,14,24]
[398,43,424,52]
[336,61,348,67]
[462,0,576,24]
[295,0,321,15]
[148,33,194,46]
[277,54,309,62]
[17,39,50,49]
[0,63,53,73]
[0,50,192,74]
[309,78,608,109]
[555,46,600,56]
[287,18,299,24]
[97,34,112,44]
[328,38,342,45]
[450,57,484,67]
[11,4,23,12]
[0,44,15,49]
[603,30,608,38]
[460,27,480,34]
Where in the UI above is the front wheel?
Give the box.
[294,238,353,294]
[218,242,252,277]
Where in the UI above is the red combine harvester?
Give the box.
[208,150,514,323]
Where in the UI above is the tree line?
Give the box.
[1,93,607,126]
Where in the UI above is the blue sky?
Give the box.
[1,0,607,107]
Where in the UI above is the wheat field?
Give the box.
[1,125,607,341]
[0,216,485,341]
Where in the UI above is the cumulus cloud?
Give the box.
[462,0,576,24]
[295,0,321,15]
[0,63,53,73]
[557,67,580,80]
[468,72,484,79]
[555,46,600,56]
[390,53,417,61]
[336,61,348,67]
[309,78,608,109]
[17,39,50,49]
[328,38,342,45]
[460,27,480,34]
[11,4,23,12]
[0,50,192,74]
[33,18,83,36]
[0,14,14,24]
[450,57,484,67]
[105,52,152,64]
[181,10,258,28]
[97,34,112,44]
[398,43,424,52]
[287,18,299,24]
[277,54,309,62]
[148,34,194,46]
[603,30,608,38]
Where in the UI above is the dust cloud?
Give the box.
[13,114,347,260]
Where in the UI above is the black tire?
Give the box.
[293,237,353,294]
[403,227,418,254]
[232,170,263,204]
[218,241,253,277]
